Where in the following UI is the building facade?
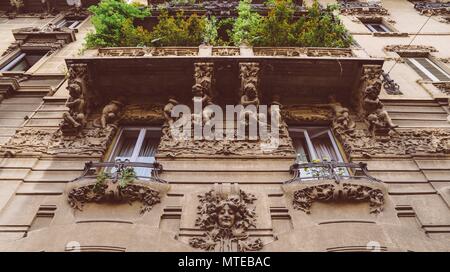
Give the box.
[0,0,449,252]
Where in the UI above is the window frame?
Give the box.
[109,127,161,163]
[365,22,391,33]
[0,49,50,73]
[288,127,345,163]
[407,57,450,82]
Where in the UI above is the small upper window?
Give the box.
[111,127,162,179]
[55,19,82,29]
[365,23,390,33]
[0,51,48,72]
[406,57,450,82]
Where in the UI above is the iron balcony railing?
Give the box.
[70,159,166,183]
[285,161,382,184]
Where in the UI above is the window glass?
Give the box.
[406,57,450,82]
[111,128,161,179]
[1,51,48,72]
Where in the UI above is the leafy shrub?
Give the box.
[85,0,151,48]
[85,0,353,48]
[230,0,263,46]
[150,10,207,46]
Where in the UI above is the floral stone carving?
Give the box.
[67,178,169,214]
[284,180,386,215]
[189,187,263,252]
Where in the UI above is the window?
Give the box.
[289,127,347,179]
[364,23,390,33]
[55,19,81,29]
[110,128,161,179]
[289,127,343,163]
[406,57,450,82]
[0,51,49,72]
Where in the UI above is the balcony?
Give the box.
[286,161,382,183]
[283,161,387,214]
[67,160,169,214]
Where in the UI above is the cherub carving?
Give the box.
[191,83,215,126]
[364,80,398,137]
[329,95,355,136]
[61,83,86,132]
[94,99,124,128]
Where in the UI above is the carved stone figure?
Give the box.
[361,65,398,137]
[191,83,215,126]
[270,95,283,128]
[10,0,24,13]
[163,96,180,128]
[364,81,398,136]
[329,95,355,136]
[194,62,214,98]
[189,187,263,252]
[94,100,124,128]
[239,83,265,131]
[61,82,87,135]
[239,62,260,98]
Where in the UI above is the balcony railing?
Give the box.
[70,159,165,183]
[285,161,382,184]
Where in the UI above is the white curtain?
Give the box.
[312,139,338,161]
[135,136,159,178]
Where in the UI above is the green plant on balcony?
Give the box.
[230,0,263,46]
[85,0,151,48]
[118,167,137,188]
[85,0,352,48]
[241,0,353,47]
[149,10,208,46]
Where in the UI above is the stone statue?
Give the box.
[191,83,214,126]
[163,96,180,127]
[239,83,265,131]
[61,83,86,134]
[364,80,398,137]
[10,0,24,13]
[329,95,355,136]
[270,95,283,127]
[95,100,124,128]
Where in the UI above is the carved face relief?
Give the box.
[217,203,236,228]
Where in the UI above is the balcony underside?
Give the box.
[66,47,383,108]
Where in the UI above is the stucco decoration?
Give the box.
[338,128,450,158]
[97,47,198,57]
[339,0,389,16]
[67,179,168,214]
[1,126,117,157]
[189,186,263,252]
[284,179,386,215]
[384,45,437,56]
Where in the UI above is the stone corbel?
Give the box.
[283,179,387,215]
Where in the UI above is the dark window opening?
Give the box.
[0,51,49,72]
